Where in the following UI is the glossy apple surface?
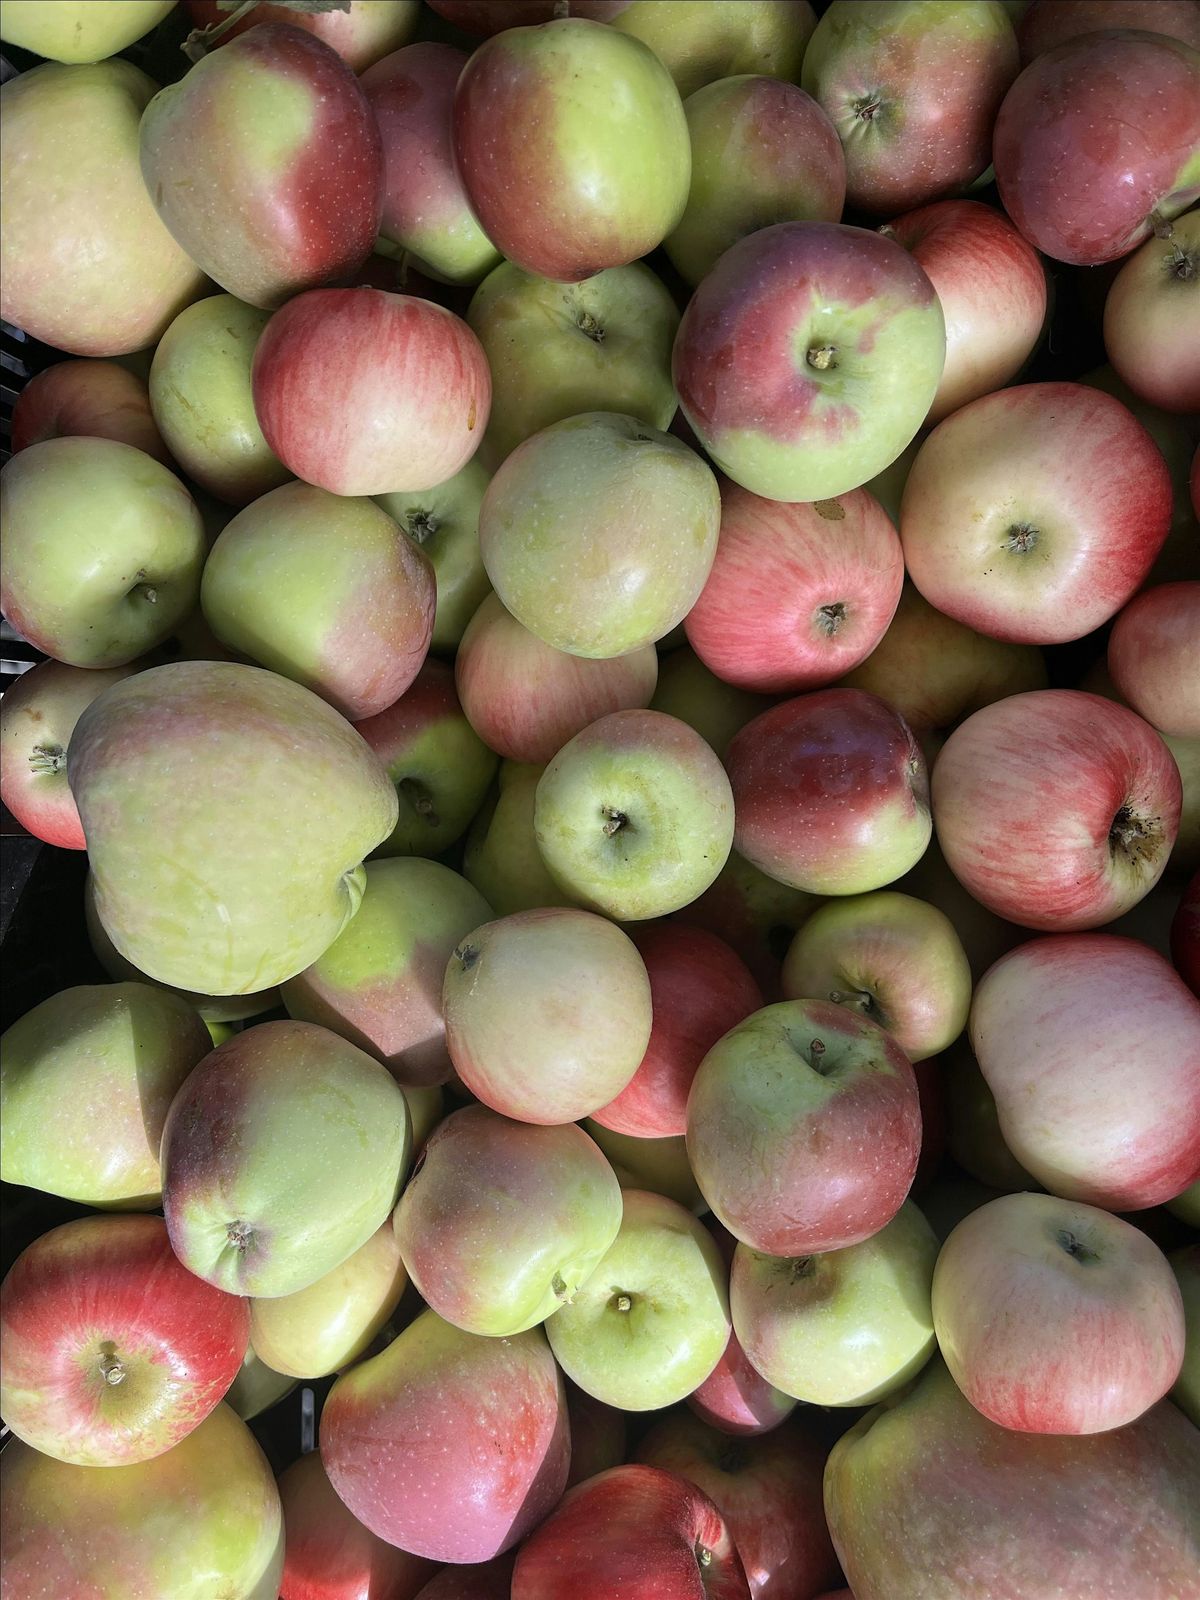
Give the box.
[374,458,492,653]
[11,359,169,462]
[610,1,816,100]
[1103,210,1200,413]
[1019,0,1200,59]
[687,1323,798,1439]
[1108,583,1200,738]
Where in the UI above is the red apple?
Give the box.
[1103,210,1200,413]
[1018,0,1200,61]
[1173,872,1200,996]
[185,0,422,72]
[10,359,170,463]
[412,1556,517,1599]
[1108,582,1200,738]
[565,1382,628,1489]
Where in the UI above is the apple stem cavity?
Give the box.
[1056,1229,1098,1265]
[226,1220,254,1253]
[98,1349,126,1387]
[552,1271,572,1302]
[609,1290,633,1314]
[816,601,848,637]
[807,345,838,372]
[27,743,66,774]
[828,987,876,1018]
[399,778,439,827]
[696,1545,714,1569]
[1109,803,1160,866]
[1003,522,1039,554]
[575,309,605,344]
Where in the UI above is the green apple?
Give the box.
[944,1041,1040,1192]
[1167,1181,1200,1229]
[463,762,575,916]
[374,457,492,653]
[650,646,773,761]
[403,1085,445,1156]
[223,1347,296,1422]
[609,1,817,101]
[582,1121,708,1215]
[1170,1246,1199,1426]
[0,0,175,61]
[545,1188,730,1411]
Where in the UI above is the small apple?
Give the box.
[1103,210,1200,414]
[374,458,493,654]
[582,1121,708,1214]
[1108,583,1200,738]
[650,648,772,763]
[463,762,574,917]
[11,360,170,463]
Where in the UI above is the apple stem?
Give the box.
[575,310,605,344]
[27,743,66,775]
[609,1291,633,1313]
[99,1352,126,1387]
[180,0,261,62]
[601,807,628,838]
[816,601,848,637]
[399,778,439,828]
[828,987,873,1016]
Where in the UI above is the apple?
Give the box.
[428,1,629,34]
[162,1019,410,1297]
[1171,1246,1199,1426]
[1103,211,1200,413]
[534,709,735,920]
[781,891,971,1064]
[676,850,820,1000]
[546,1188,730,1410]
[140,25,383,309]
[565,1383,628,1489]
[944,1042,1039,1192]
[591,924,763,1139]
[1,0,175,60]
[69,661,399,996]
[582,1121,708,1214]
[463,761,574,917]
[687,998,921,1255]
[224,1347,296,1422]
[802,1,1018,214]
[650,649,772,763]
[880,199,1047,424]
[727,688,931,895]
[0,1215,248,1466]
[479,412,720,659]
[685,481,903,695]
[1,61,206,355]
[374,458,493,653]
[412,1559,516,1600]
[322,1310,569,1562]
[673,222,945,503]
[1173,871,1200,996]
[609,2,817,100]
[442,906,652,1124]
[970,933,1200,1211]
[185,0,421,72]
[0,1404,283,1600]
[993,29,1200,266]
[932,1191,1186,1435]
[453,17,690,283]
[394,1104,623,1337]
[1108,583,1200,738]
[635,1412,841,1600]
[1019,0,1200,59]
[894,835,1025,985]
[932,690,1181,930]
[687,1321,798,1439]
[0,981,210,1208]
[456,593,658,765]
[1,437,205,668]
[11,360,170,463]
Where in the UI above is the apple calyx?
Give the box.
[789,1255,815,1283]
[226,1220,254,1253]
[1003,522,1038,555]
[402,510,439,548]
[798,1035,837,1076]
[807,345,838,372]
[454,941,481,972]
[98,1347,127,1387]
[575,309,605,345]
[852,95,884,125]
[399,778,439,827]
[1108,803,1163,869]
[27,743,66,774]
[1056,1228,1099,1266]
[816,601,849,637]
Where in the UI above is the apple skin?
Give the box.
[1171,1245,1199,1426]
[727,688,932,896]
[1103,210,1200,413]
[140,24,383,310]
[687,999,921,1257]
[944,1042,1040,1192]
[673,222,945,504]
[635,1412,840,1600]
[412,1557,517,1600]
[0,1404,283,1600]
[1019,0,1200,59]
[1108,583,1200,739]
[802,1,1018,214]
[1,0,175,60]
[610,1,817,101]
[650,648,773,764]
[565,1383,628,1489]
[676,850,820,1001]
[428,1,630,35]
[582,1122,708,1215]
[394,1105,623,1337]
[993,29,1200,267]
[932,1191,1186,1435]
[686,482,903,696]
[322,1310,569,1563]
[931,690,1181,930]
[463,761,574,917]
[374,458,492,654]
[162,1019,411,1298]
[0,981,211,1208]
[186,0,421,73]
[591,924,764,1139]
[687,1322,798,1439]
[11,360,170,463]
[969,933,1200,1212]
[880,199,1047,424]
[1,437,205,669]
[224,1346,297,1422]
[443,907,652,1125]
[0,1215,249,1467]
[457,593,658,765]
[1173,871,1200,996]
[453,17,690,283]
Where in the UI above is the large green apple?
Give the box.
[374,457,492,653]
[0,1,175,61]
[463,762,575,917]
[223,1347,296,1422]
[609,0,817,100]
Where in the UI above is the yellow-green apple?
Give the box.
[0,981,209,1207]
[1171,1245,1199,1424]
[650,649,772,762]
[185,0,421,72]
[201,482,434,719]
[534,710,734,920]
[931,690,1181,929]
[665,76,845,288]
[428,1,629,34]
[676,851,820,1000]
[969,933,1200,1210]
[0,1215,248,1466]
[442,906,652,1123]
[546,1188,730,1410]
[456,594,658,765]
[224,1346,296,1421]
[838,583,1049,733]
[781,891,971,1063]
[1174,871,1200,995]
[0,1404,283,1600]
[591,924,763,1139]
[727,688,931,895]
[354,659,498,856]
[11,360,170,462]
[684,482,903,695]
[944,1042,1039,1191]
[0,61,206,355]
[1103,211,1200,413]
[862,436,921,526]
[452,17,690,282]
[565,1382,627,1488]
[993,29,1200,266]
[932,1191,1186,1434]
[582,1121,707,1213]
[1108,583,1200,738]
[0,661,136,849]
[322,1310,568,1561]
[675,221,944,503]
[250,287,490,496]
[139,25,383,308]
[374,458,492,653]
[161,1019,410,1296]
[731,1201,937,1408]
[825,1360,1200,1600]
[899,384,1172,643]
[361,43,501,286]
[69,661,399,994]
[687,999,921,1255]
[1,438,204,668]
[149,295,291,507]
[394,1104,623,1336]
[480,412,720,658]
[1019,0,1200,58]
[879,199,1047,424]
[635,1413,839,1600]
[278,1449,436,1600]
[0,0,175,59]
[609,2,816,99]
[463,762,573,916]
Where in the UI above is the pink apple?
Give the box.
[932,690,1181,930]
[1103,210,1200,413]
[10,360,170,463]
[1173,872,1200,996]
[1108,583,1200,738]
[1018,1,1200,62]
[185,0,421,72]
[684,482,903,696]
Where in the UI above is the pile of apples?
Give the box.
[1,0,1199,1595]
